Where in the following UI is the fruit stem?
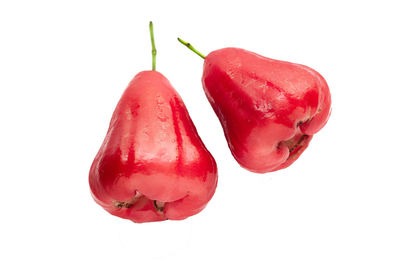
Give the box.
[177,38,206,59]
[149,21,157,71]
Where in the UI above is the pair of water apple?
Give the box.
[89,22,331,223]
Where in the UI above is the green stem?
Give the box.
[149,21,157,70]
[177,38,206,59]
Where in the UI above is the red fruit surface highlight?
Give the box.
[89,71,218,223]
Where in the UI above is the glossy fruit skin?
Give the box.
[89,71,217,223]
[202,48,331,173]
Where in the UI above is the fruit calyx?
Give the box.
[283,134,309,156]
[153,200,165,214]
[112,191,166,215]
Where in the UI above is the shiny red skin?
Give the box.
[89,71,218,223]
[202,48,331,173]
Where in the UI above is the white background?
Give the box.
[1,0,399,266]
